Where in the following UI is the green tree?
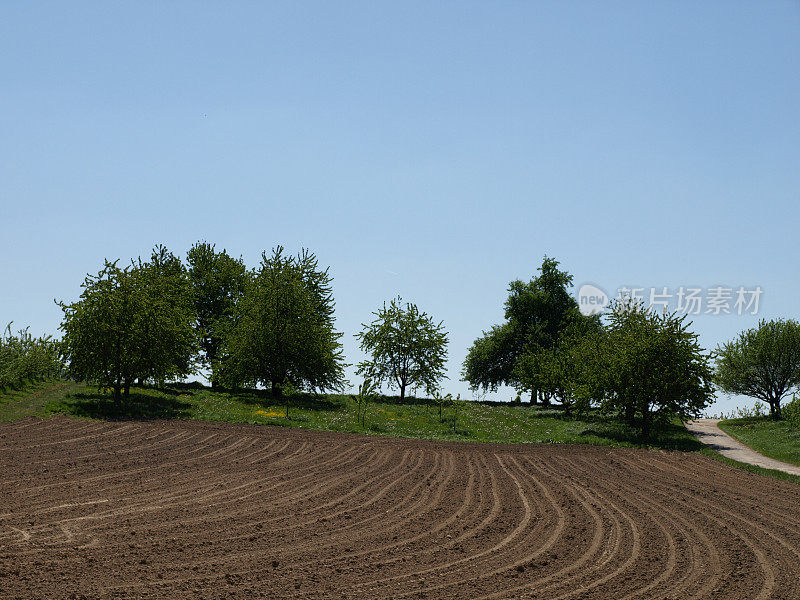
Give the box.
[515,316,602,417]
[222,247,346,397]
[59,260,141,402]
[462,256,589,403]
[356,297,448,402]
[599,300,714,438]
[186,242,247,386]
[715,319,800,420]
[130,245,196,387]
[59,247,195,401]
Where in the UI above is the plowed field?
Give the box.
[1,417,799,599]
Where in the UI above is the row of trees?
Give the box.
[463,256,800,436]
[58,243,449,404]
[462,258,715,438]
[59,244,349,401]
[0,324,64,389]
[58,243,797,438]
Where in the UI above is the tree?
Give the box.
[58,247,195,401]
[59,260,141,402]
[222,247,346,397]
[599,300,714,439]
[514,316,602,416]
[186,242,247,386]
[356,297,448,402]
[130,245,196,387]
[715,319,800,420]
[462,256,590,403]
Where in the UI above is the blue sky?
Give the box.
[2,1,798,412]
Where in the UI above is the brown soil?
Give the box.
[1,417,799,599]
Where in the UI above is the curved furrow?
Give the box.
[163,449,437,571]
[367,452,551,599]
[612,453,782,599]
[3,419,800,599]
[76,442,390,549]
[469,454,628,600]
[623,451,800,563]
[145,446,421,551]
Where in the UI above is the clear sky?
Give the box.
[2,1,798,413]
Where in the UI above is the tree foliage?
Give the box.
[0,324,64,389]
[186,242,247,386]
[598,300,714,438]
[356,297,448,402]
[221,247,347,396]
[715,319,800,420]
[463,256,592,403]
[58,247,195,401]
[515,316,602,416]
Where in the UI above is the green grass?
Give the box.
[4,380,800,485]
[0,379,84,421]
[718,416,800,467]
[3,380,702,450]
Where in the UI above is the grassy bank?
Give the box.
[718,417,800,467]
[2,380,705,451]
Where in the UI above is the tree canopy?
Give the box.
[58,246,195,401]
[598,300,714,438]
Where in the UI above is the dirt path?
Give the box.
[2,417,800,599]
[685,418,800,476]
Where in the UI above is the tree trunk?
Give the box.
[399,383,406,403]
[771,399,782,420]
[530,389,536,405]
[641,409,651,440]
[113,383,122,403]
[124,381,131,397]
[625,403,636,426]
[540,391,550,407]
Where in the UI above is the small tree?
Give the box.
[599,300,714,439]
[356,297,448,402]
[350,377,378,428]
[186,242,247,387]
[715,319,800,420]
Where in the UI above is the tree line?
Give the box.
[0,324,64,390]
[57,243,447,407]
[52,243,800,439]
